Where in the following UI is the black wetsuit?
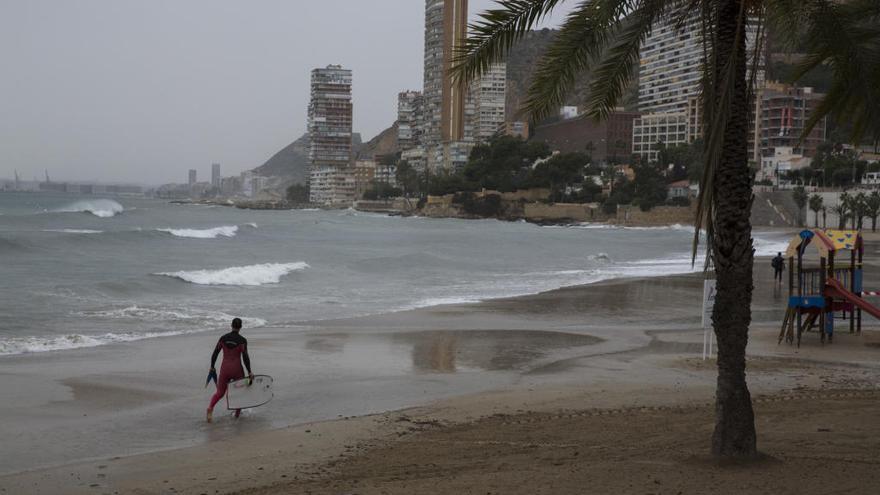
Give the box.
[772,256,785,282]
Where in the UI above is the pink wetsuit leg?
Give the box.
[208,379,229,411]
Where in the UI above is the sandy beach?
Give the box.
[2,237,880,494]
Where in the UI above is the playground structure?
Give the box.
[780,229,880,346]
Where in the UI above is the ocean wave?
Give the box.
[0,332,180,355]
[55,199,124,218]
[586,252,613,263]
[156,262,309,286]
[563,222,694,232]
[0,306,267,356]
[157,225,238,239]
[79,305,266,327]
[42,229,104,234]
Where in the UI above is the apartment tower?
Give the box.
[397,90,424,152]
[633,13,763,161]
[469,62,507,141]
[308,65,354,205]
[423,0,469,168]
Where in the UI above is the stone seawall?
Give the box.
[614,205,696,227]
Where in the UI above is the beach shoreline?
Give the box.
[3,238,880,494]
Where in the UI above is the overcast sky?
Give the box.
[0,1,570,185]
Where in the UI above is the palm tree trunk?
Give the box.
[710,0,757,458]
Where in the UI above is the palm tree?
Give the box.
[454,0,879,458]
[792,186,808,226]
[808,194,824,228]
[866,191,880,232]
[854,192,868,230]
[831,202,849,229]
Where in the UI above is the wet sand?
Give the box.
[2,245,880,494]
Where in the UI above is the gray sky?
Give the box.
[0,1,569,185]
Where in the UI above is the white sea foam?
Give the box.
[43,229,104,234]
[0,307,268,356]
[156,262,309,286]
[0,332,176,355]
[586,252,613,263]
[79,305,267,328]
[395,231,789,313]
[55,199,124,218]
[157,225,239,239]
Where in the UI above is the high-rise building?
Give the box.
[211,163,221,188]
[422,0,473,171]
[469,63,507,141]
[398,91,424,152]
[423,0,469,146]
[638,16,703,116]
[308,65,354,205]
[188,169,197,187]
[633,13,763,161]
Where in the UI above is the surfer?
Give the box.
[206,318,254,422]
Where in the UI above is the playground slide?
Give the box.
[825,278,880,320]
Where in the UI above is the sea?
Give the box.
[0,192,791,357]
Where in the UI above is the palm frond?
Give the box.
[520,0,635,121]
[452,0,565,84]
[764,0,826,50]
[790,0,880,143]
[585,0,674,121]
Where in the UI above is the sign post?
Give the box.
[701,279,717,360]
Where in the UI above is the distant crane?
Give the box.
[45,169,50,184]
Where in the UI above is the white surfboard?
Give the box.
[226,374,274,410]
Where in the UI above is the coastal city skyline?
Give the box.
[0,0,571,185]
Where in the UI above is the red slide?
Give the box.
[825,278,880,320]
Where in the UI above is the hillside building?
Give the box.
[504,121,529,139]
[755,82,826,162]
[533,110,639,163]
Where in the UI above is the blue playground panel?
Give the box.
[788,296,826,309]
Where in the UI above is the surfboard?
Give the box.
[226,375,274,410]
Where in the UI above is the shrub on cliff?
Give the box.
[454,192,503,217]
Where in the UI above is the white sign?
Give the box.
[701,279,717,360]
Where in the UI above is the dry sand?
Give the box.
[2,240,880,494]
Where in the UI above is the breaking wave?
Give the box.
[586,252,613,263]
[157,225,239,239]
[79,305,266,327]
[55,199,124,218]
[43,229,104,234]
[0,307,267,356]
[156,262,309,286]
